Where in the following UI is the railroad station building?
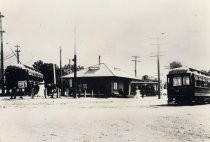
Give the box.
[62,63,142,97]
[62,63,158,97]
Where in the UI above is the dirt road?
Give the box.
[0,96,209,142]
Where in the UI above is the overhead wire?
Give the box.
[4,42,21,64]
[4,54,15,60]
[4,52,14,58]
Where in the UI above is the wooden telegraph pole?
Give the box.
[73,26,77,98]
[0,12,5,95]
[150,36,165,99]
[69,59,71,74]
[15,45,20,64]
[60,46,64,96]
[132,56,140,77]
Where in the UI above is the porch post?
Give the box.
[84,90,86,98]
[128,82,131,96]
[91,90,93,97]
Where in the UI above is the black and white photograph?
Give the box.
[0,0,210,141]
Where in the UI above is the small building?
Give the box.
[62,63,140,97]
[130,81,158,96]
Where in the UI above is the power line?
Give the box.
[69,58,71,74]
[73,26,77,98]
[4,52,14,58]
[150,36,165,99]
[0,52,15,60]
[6,42,21,64]
[131,56,140,77]
[4,54,15,60]
[0,12,5,95]
[15,45,20,64]
[6,43,18,56]
[60,46,64,96]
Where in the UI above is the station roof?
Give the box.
[131,81,158,84]
[62,63,140,80]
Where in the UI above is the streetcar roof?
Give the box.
[168,67,191,74]
[168,67,210,78]
[7,63,26,70]
[6,63,43,78]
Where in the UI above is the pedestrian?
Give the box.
[10,87,16,99]
[78,84,82,98]
[141,90,145,98]
[31,87,35,99]
[135,87,141,99]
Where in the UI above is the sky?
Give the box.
[0,0,210,79]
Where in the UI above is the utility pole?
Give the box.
[15,45,20,64]
[150,37,164,99]
[0,12,5,95]
[99,55,101,65]
[53,64,57,98]
[73,26,77,98]
[53,64,56,86]
[60,46,64,96]
[69,59,71,74]
[157,49,160,99]
[131,56,140,77]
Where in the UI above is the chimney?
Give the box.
[99,56,101,65]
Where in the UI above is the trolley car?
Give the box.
[5,64,43,98]
[167,67,210,104]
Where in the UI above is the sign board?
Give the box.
[18,81,27,89]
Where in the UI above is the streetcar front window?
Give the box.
[183,76,190,85]
[173,77,182,86]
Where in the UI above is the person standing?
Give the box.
[10,87,16,99]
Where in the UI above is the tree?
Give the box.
[38,63,59,84]
[62,63,84,76]
[32,61,60,84]
[169,61,182,69]
[77,65,84,71]
[201,70,210,75]
[32,60,44,71]
[142,75,149,81]
[32,60,85,81]
[201,70,208,73]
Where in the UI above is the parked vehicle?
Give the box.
[167,67,210,104]
[5,64,43,98]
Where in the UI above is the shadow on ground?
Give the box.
[151,101,210,107]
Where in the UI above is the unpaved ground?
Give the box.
[0,96,209,142]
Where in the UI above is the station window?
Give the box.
[113,82,118,90]
[83,84,87,89]
[69,79,73,88]
[183,76,190,85]
[173,77,182,86]
[195,80,201,87]
[204,82,208,87]
[201,81,205,87]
